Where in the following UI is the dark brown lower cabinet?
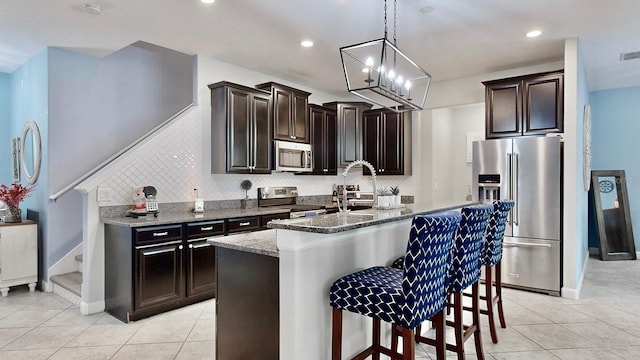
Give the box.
[216,247,279,360]
[105,221,223,322]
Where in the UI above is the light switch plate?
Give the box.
[97,186,112,202]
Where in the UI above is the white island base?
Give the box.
[277,216,413,360]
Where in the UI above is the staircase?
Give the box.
[50,254,83,305]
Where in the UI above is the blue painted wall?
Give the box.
[0,72,11,185]
[590,85,640,251]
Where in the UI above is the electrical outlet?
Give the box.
[97,186,112,202]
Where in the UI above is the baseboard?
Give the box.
[80,300,105,315]
[42,279,53,293]
[588,247,600,256]
[53,283,81,306]
[561,251,590,300]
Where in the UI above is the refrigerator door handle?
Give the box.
[507,152,513,225]
[513,153,519,226]
[504,240,552,248]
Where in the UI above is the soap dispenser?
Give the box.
[193,188,204,213]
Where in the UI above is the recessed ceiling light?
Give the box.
[83,3,102,15]
[301,40,314,48]
[526,30,542,38]
[201,0,215,4]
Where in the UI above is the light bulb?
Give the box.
[365,57,374,67]
[404,80,412,90]
[396,75,404,86]
[388,70,395,80]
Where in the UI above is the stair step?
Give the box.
[50,272,82,297]
[75,254,83,263]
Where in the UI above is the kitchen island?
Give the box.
[209,200,471,360]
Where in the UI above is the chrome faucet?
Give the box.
[337,160,377,212]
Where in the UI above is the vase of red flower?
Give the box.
[0,183,35,223]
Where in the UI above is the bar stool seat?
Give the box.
[330,212,461,360]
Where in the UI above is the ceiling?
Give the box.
[2,0,640,97]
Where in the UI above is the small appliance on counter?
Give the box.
[126,186,159,218]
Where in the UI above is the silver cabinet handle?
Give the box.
[189,244,193,249]
[239,222,251,226]
[190,243,212,250]
[178,245,183,250]
[200,226,213,231]
[290,135,296,139]
[503,241,551,248]
[153,232,168,237]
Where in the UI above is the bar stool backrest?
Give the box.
[399,211,461,329]
[481,200,516,267]
[447,204,493,292]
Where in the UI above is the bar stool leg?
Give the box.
[373,318,381,360]
[400,327,415,360]
[453,292,465,360]
[485,264,499,343]
[332,307,342,360]
[496,261,506,328]
[433,310,446,360]
[472,282,485,360]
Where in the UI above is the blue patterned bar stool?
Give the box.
[477,200,515,344]
[392,205,492,359]
[329,212,461,360]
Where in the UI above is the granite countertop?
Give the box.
[268,200,474,234]
[207,229,278,258]
[102,207,295,227]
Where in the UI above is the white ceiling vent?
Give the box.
[620,51,640,61]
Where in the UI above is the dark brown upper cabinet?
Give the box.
[209,81,272,174]
[362,108,411,176]
[307,104,337,175]
[256,82,311,143]
[483,70,563,139]
[322,102,373,167]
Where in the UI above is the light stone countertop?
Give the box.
[207,229,278,258]
[102,207,294,227]
[268,200,473,234]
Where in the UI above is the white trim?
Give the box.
[47,243,83,280]
[53,283,81,305]
[42,280,53,293]
[80,300,105,315]
[562,250,590,300]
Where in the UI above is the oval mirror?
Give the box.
[20,121,41,184]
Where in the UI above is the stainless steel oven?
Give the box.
[257,186,326,218]
[274,141,312,173]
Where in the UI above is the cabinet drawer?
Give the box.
[227,216,260,233]
[134,225,182,245]
[261,212,291,229]
[185,220,225,240]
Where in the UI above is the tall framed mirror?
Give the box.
[590,170,636,260]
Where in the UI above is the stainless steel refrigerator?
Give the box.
[472,136,562,296]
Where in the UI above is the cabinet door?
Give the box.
[273,88,292,141]
[324,110,338,174]
[292,93,309,143]
[135,241,184,310]
[186,240,216,298]
[523,73,563,135]
[362,111,381,175]
[485,81,522,139]
[310,106,326,174]
[380,112,404,175]
[252,93,272,173]
[227,88,252,172]
[339,105,364,166]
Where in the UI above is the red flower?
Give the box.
[0,183,35,209]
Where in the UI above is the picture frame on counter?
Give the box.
[11,137,20,182]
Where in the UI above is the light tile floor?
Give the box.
[0,255,638,359]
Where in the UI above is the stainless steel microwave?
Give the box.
[274,140,313,172]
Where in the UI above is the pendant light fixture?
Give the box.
[340,0,431,112]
